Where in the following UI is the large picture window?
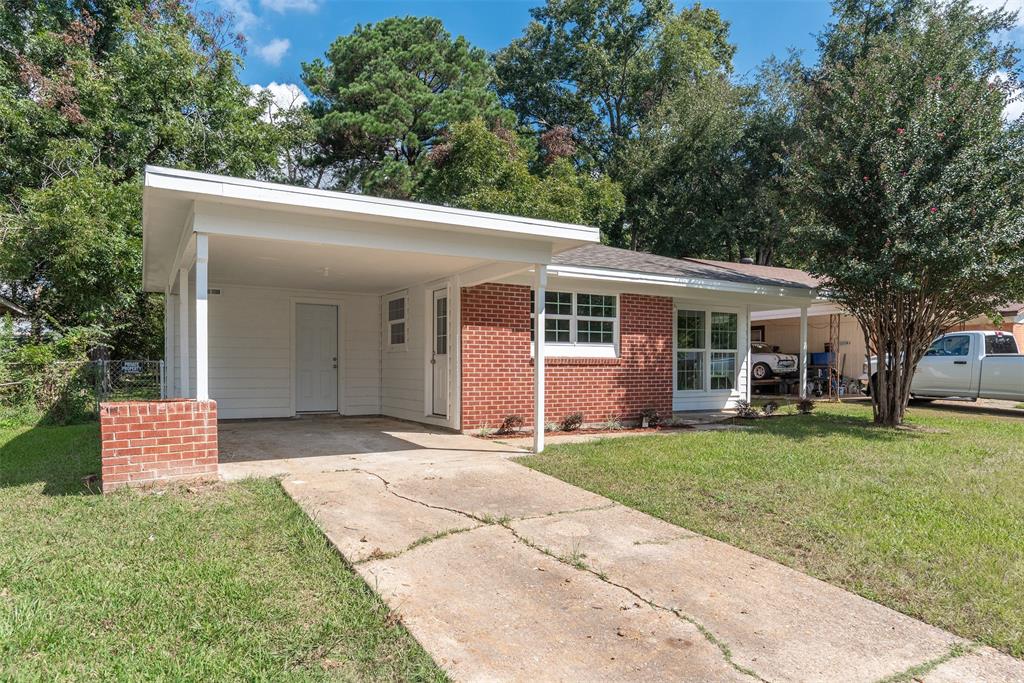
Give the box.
[676,309,739,392]
[531,291,618,346]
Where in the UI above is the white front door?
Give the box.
[296,303,338,412]
[431,289,449,417]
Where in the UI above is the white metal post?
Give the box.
[745,305,752,402]
[534,265,547,453]
[799,305,809,399]
[178,266,191,398]
[164,289,176,397]
[195,233,209,401]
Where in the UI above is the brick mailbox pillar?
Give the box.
[99,399,218,493]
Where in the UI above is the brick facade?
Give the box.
[99,399,218,493]
[460,283,673,430]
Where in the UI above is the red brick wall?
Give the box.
[460,283,673,430]
[99,399,218,493]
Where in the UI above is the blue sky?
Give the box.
[215,0,1022,115]
[214,0,834,88]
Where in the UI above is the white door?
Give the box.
[912,334,974,396]
[296,303,338,412]
[431,289,449,416]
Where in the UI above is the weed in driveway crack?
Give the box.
[501,521,767,682]
[354,525,482,564]
[875,642,977,683]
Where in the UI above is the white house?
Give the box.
[143,166,820,451]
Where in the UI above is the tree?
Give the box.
[0,0,279,356]
[416,118,623,229]
[794,0,1024,426]
[615,74,745,256]
[302,17,509,198]
[494,0,735,166]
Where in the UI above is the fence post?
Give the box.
[159,360,165,399]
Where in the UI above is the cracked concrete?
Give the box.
[220,416,1024,682]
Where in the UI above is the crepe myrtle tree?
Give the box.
[795,0,1024,426]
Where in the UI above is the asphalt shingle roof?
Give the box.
[552,244,819,290]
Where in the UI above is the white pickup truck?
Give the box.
[867,331,1024,402]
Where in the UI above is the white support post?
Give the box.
[745,305,752,403]
[534,265,547,453]
[195,233,209,401]
[164,289,176,398]
[799,305,809,399]
[178,266,191,398]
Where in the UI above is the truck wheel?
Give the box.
[752,363,772,380]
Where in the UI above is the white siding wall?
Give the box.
[198,284,381,419]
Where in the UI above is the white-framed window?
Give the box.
[386,293,407,349]
[675,308,739,392]
[531,290,618,347]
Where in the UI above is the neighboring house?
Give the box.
[752,303,1024,382]
[142,167,819,451]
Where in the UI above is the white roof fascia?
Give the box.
[750,303,846,320]
[548,264,820,301]
[144,166,600,244]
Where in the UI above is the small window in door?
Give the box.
[435,296,447,354]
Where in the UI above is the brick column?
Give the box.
[99,399,218,493]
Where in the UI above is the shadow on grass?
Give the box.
[729,411,923,444]
[0,421,101,496]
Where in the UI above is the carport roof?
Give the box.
[553,244,819,290]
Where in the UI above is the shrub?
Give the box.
[496,414,524,435]
[762,401,780,417]
[560,412,584,432]
[544,421,559,432]
[735,400,760,419]
[639,407,661,428]
[796,398,816,415]
[600,416,624,431]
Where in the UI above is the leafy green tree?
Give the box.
[615,74,745,256]
[302,17,508,198]
[494,0,734,165]
[417,118,623,229]
[0,0,279,356]
[795,0,1024,426]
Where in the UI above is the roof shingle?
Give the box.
[552,244,819,290]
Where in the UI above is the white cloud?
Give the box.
[1005,96,1024,121]
[216,0,259,32]
[249,82,309,121]
[257,38,291,66]
[972,0,1024,27]
[260,0,319,12]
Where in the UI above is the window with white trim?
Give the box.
[531,291,618,346]
[676,309,739,392]
[387,294,407,348]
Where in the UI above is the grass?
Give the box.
[0,422,446,681]
[518,402,1024,658]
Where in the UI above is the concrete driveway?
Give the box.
[220,417,1024,682]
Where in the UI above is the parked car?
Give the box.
[751,342,799,380]
[866,331,1024,402]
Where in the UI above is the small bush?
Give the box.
[762,401,780,417]
[796,398,816,415]
[600,416,624,431]
[639,407,661,428]
[497,414,524,435]
[544,421,559,432]
[735,400,760,419]
[560,412,584,432]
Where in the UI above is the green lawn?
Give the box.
[519,402,1024,658]
[0,422,445,681]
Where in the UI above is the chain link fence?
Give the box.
[0,360,164,424]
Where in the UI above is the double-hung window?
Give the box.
[386,294,407,348]
[531,291,618,347]
[676,309,739,392]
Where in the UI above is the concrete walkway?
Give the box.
[220,417,1024,683]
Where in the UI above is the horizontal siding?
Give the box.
[203,284,380,419]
